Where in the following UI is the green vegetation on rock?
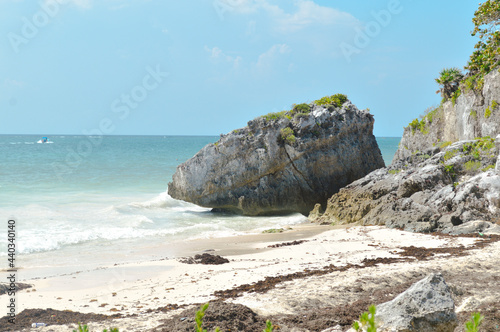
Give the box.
[483,164,495,171]
[291,103,311,115]
[440,141,452,149]
[451,89,461,106]
[408,107,442,134]
[466,0,500,83]
[280,127,296,145]
[314,93,348,107]
[485,99,498,118]
[261,110,291,122]
[444,164,456,179]
[435,68,463,100]
[444,150,458,161]
[465,160,482,172]
[260,94,348,123]
[463,136,495,156]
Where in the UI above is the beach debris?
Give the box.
[0,282,32,295]
[376,273,458,332]
[156,302,267,331]
[179,253,229,265]
[268,240,308,248]
[31,323,47,327]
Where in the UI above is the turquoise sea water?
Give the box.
[0,135,399,275]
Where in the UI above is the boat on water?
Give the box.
[37,137,53,144]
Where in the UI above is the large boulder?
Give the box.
[376,273,458,332]
[168,99,384,215]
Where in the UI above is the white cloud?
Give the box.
[274,1,358,33]
[255,43,291,71]
[4,79,25,88]
[110,3,130,10]
[227,0,360,34]
[205,46,242,69]
[43,0,92,9]
[70,0,92,9]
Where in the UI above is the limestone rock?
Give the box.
[317,138,500,234]
[168,100,384,215]
[394,70,500,163]
[376,273,457,332]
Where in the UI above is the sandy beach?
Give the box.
[1,223,499,331]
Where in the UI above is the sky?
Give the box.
[0,0,480,137]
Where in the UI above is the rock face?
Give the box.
[313,137,500,234]
[314,70,500,234]
[168,100,384,215]
[376,273,458,332]
[394,70,500,162]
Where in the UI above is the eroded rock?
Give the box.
[315,138,500,234]
[169,100,384,215]
[376,273,457,332]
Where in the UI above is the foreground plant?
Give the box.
[262,320,274,332]
[465,312,484,332]
[72,323,118,332]
[352,305,377,332]
[195,303,220,332]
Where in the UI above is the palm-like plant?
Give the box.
[435,68,463,100]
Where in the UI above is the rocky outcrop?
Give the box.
[394,70,500,163]
[376,273,458,332]
[340,274,458,332]
[168,99,384,215]
[312,137,500,234]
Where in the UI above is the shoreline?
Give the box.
[1,224,499,331]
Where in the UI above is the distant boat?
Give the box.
[37,137,53,144]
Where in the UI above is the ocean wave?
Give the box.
[125,191,208,211]
[0,224,186,256]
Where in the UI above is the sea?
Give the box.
[0,135,399,279]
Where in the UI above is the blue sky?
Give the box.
[1,0,479,136]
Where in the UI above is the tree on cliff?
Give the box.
[435,68,463,100]
[467,0,500,77]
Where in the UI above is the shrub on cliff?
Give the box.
[435,68,463,100]
[467,0,500,79]
[314,93,348,107]
[291,103,311,115]
[280,127,296,144]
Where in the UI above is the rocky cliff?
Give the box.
[168,97,384,215]
[311,68,500,234]
[393,70,500,163]
[312,134,500,234]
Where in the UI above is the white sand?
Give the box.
[3,224,498,331]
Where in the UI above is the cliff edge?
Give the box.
[393,70,500,163]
